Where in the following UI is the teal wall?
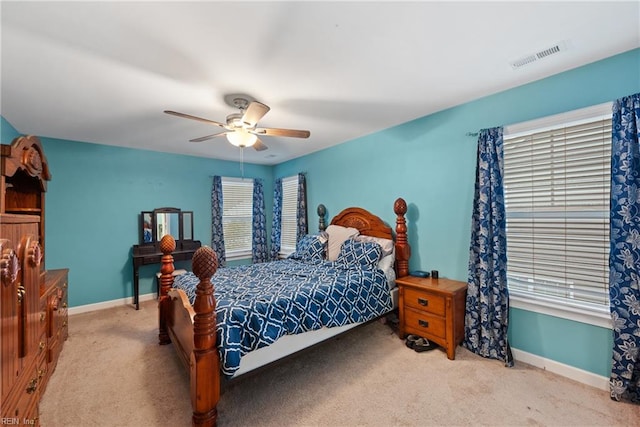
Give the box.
[509,308,614,375]
[1,116,20,142]
[38,138,273,307]
[275,48,640,378]
[2,48,638,378]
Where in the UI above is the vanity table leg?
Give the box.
[134,265,140,310]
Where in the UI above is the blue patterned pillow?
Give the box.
[287,234,326,263]
[336,239,382,270]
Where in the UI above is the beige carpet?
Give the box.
[40,300,637,427]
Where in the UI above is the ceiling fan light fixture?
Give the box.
[226,129,257,148]
[166,97,309,151]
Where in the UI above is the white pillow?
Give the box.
[377,251,395,272]
[325,224,360,261]
[354,235,394,257]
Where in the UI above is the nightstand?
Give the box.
[396,275,467,360]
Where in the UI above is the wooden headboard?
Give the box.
[323,198,410,277]
[330,207,392,239]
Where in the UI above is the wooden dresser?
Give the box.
[396,275,467,360]
[1,135,68,425]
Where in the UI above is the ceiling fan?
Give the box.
[164,96,310,151]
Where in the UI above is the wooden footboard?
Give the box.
[165,288,195,371]
[158,235,220,427]
[158,197,410,427]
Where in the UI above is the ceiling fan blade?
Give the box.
[253,138,268,151]
[189,132,227,143]
[242,101,270,127]
[255,127,311,138]
[164,110,226,128]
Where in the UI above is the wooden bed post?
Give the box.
[190,246,220,427]
[394,198,411,278]
[158,235,176,345]
[317,203,327,231]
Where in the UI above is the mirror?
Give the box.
[142,212,153,243]
[183,212,193,240]
[156,211,180,241]
[139,207,195,245]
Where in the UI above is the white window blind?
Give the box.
[280,175,299,256]
[503,110,612,313]
[221,177,253,259]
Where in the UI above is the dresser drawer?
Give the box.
[403,287,445,316]
[404,307,446,339]
[37,342,49,393]
[2,360,40,424]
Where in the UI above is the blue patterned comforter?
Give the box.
[172,259,392,378]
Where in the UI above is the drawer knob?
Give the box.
[418,319,429,328]
[417,298,429,306]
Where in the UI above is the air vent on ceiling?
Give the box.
[510,41,568,70]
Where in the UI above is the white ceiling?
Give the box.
[1,1,639,165]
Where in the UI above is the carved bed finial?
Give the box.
[394,198,407,216]
[160,234,176,255]
[317,204,327,231]
[192,246,218,279]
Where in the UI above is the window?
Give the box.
[221,177,253,260]
[503,103,612,327]
[279,175,300,256]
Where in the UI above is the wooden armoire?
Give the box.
[1,135,68,425]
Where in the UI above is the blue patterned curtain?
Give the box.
[464,127,513,367]
[270,178,283,260]
[296,173,308,241]
[211,175,226,266]
[252,178,268,263]
[609,93,640,403]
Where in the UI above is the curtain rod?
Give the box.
[208,175,254,181]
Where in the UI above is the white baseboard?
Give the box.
[68,292,157,316]
[512,347,609,391]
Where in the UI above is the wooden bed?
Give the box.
[157,197,411,427]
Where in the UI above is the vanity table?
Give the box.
[132,207,201,309]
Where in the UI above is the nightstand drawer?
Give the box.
[404,307,446,339]
[404,288,445,316]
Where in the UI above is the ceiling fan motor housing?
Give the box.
[226,113,246,129]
